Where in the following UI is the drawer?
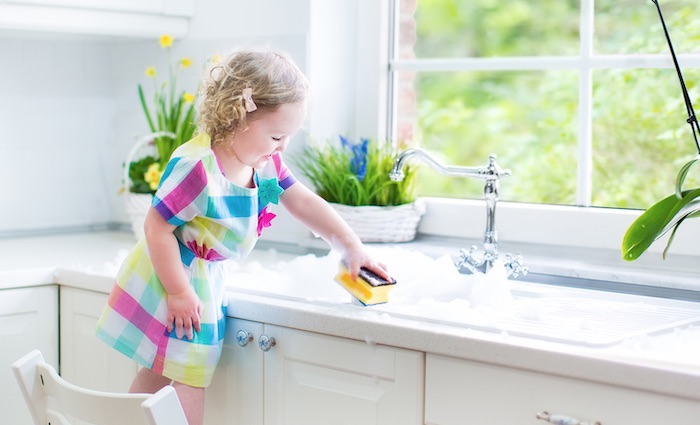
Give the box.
[425,354,700,425]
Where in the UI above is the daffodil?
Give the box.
[144,163,163,191]
[159,35,173,48]
[131,34,198,195]
[209,54,222,64]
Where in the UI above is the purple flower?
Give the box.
[339,135,369,181]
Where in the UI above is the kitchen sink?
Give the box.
[229,247,700,348]
[373,279,700,347]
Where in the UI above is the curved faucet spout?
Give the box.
[390,148,494,181]
[390,148,526,279]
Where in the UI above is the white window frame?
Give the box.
[383,0,700,280]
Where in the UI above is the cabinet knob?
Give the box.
[258,334,276,352]
[236,330,254,347]
[536,411,601,425]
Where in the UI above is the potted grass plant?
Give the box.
[295,135,425,242]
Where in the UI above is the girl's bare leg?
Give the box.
[130,368,205,425]
[129,367,172,393]
[172,381,205,425]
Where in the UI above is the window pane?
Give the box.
[592,68,700,209]
[402,0,579,58]
[595,0,700,54]
[403,70,578,204]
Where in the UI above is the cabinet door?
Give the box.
[59,286,138,392]
[0,285,58,425]
[263,325,424,425]
[205,318,265,425]
[425,353,700,425]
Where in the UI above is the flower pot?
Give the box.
[124,193,152,239]
[330,200,426,243]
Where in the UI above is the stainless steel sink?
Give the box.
[232,247,700,347]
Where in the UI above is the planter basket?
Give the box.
[122,131,175,240]
[124,192,152,239]
[330,200,426,243]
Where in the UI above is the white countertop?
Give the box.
[2,230,700,402]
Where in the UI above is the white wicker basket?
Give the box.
[122,131,175,239]
[330,200,426,243]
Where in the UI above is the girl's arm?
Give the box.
[280,183,392,281]
[143,207,201,340]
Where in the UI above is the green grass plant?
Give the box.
[295,137,418,207]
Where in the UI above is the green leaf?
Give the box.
[622,188,700,261]
[138,85,156,133]
[622,192,682,261]
[674,156,700,198]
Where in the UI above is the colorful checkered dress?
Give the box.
[96,133,296,387]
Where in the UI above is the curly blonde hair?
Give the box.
[198,49,309,146]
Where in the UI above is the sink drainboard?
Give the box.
[378,295,700,347]
[505,297,700,347]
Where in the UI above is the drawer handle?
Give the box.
[536,411,601,425]
[236,330,254,347]
[258,334,276,352]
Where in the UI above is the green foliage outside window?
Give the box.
[404,0,700,209]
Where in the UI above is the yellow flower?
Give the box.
[183,92,195,103]
[159,34,173,48]
[180,57,192,68]
[145,66,156,77]
[144,163,163,191]
[210,54,222,64]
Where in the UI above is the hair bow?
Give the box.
[242,87,257,112]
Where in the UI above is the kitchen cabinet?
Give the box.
[0,285,58,425]
[425,353,700,425]
[0,0,194,38]
[59,286,139,392]
[205,318,425,425]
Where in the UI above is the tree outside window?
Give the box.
[392,0,700,209]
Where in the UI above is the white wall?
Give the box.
[0,0,379,237]
[0,38,116,234]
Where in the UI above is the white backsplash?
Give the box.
[0,0,366,238]
[0,36,310,236]
[0,38,117,233]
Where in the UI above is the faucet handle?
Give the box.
[455,246,481,274]
[486,154,511,179]
[503,252,528,279]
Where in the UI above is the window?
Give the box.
[389,0,700,210]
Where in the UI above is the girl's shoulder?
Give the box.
[171,133,213,161]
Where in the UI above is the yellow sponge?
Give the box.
[334,262,397,306]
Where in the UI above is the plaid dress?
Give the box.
[96,133,296,387]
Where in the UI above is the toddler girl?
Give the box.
[96,49,391,425]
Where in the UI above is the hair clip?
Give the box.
[242,87,257,112]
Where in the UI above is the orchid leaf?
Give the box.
[661,201,700,259]
[658,188,700,235]
[623,188,700,261]
[622,192,682,261]
[675,156,700,198]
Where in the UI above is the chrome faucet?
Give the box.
[390,148,528,278]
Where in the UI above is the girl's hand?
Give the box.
[343,245,392,282]
[166,287,202,340]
